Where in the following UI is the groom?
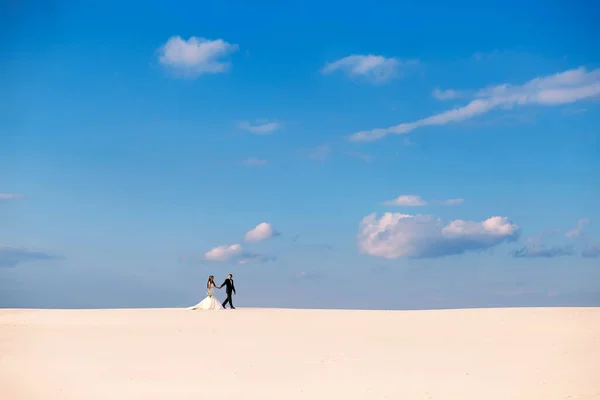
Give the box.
[220,274,236,309]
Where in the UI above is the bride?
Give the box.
[188,275,224,310]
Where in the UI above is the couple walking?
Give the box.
[188,274,236,310]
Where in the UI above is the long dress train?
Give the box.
[188,284,224,310]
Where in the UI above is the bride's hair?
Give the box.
[207,275,214,288]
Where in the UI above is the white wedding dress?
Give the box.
[188,284,224,310]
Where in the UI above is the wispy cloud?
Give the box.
[243,158,268,166]
[158,36,239,78]
[437,198,465,206]
[432,88,462,100]
[562,107,587,116]
[238,120,281,135]
[345,151,374,162]
[565,218,590,238]
[512,244,575,258]
[510,220,594,258]
[322,55,417,84]
[349,67,600,142]
[0,246,62,268]
[308,145,331,162]
[382,195,464,207]
[0,193,24,200]
[358,213,519,259]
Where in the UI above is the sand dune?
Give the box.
[1,307,599,399]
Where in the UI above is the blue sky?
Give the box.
[1,0,599,309]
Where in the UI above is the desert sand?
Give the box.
[1,307,599,399]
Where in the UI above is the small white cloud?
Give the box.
[158,36,239,78]
[322,55,415,84]
[0,193,24,200]
[432,88,461,100]
[203,243,274,264]
[244,222,278,242]
[512,244,575,258]
[308,145,331,162]
[357,213,519,259]
[382,195,464,207]
[243,158,268,166]
[204,244,243,262]
[564,218,590,238]
[350,67,600,142]
[383,195,427,206]
[238,120,281,135]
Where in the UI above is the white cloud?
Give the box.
[238,120,281,135]
[204,244,243,262]
[357,213,519,259]
[158,36,239,77]
[350,67,600,141]
[203,243,274,264]
[0,193,24,200]
[432,88,461,100]
[565,218,590,238]
[382,195,464,207]
[512,244,575,258]
[0,245,62,268]
[383,195,427,206]
[308,145,331,162]
[243,158,268,166]
[322,55,415,84]
[244,222,278,242]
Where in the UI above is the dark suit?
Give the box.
[221,278,236,308]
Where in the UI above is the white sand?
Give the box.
[1,307,599,399]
